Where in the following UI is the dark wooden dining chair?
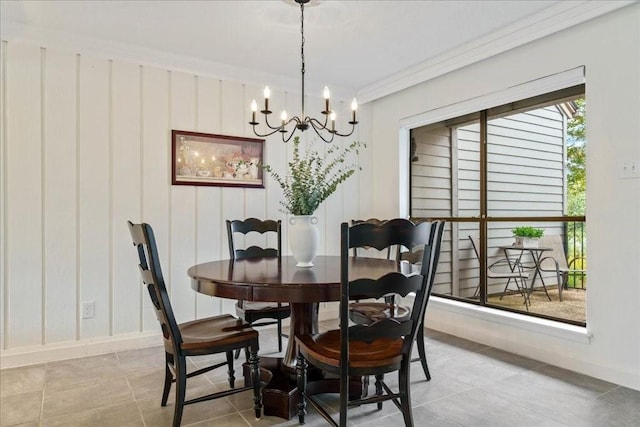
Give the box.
[295,218,439,427]
[226,218,290,357]
[128,221,262,427]
[348,220,446,382]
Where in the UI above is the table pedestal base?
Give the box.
[244,356,362,420]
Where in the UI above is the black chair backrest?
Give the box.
[351,218,393,259]
[226,218,282,260]
[128,221,182,351]
[340,218,442,367]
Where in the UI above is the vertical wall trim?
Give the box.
[108,59,114,336]
[167,70,172,296]
[1,41,8,349]
[242,84,247,216]
[40,47,47,345]
[75,53,81,340]
[193,75,199,316]
[138,64,144,331]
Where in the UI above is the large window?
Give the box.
[410,85,586,326]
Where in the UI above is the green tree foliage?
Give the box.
[565,98,586,281]
[566,98,586,216]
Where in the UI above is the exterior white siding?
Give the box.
[411,105,567,297]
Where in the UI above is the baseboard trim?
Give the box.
[1,306,341,370]
[0,330,162,369]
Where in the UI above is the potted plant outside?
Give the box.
[263,136,365,266]
[512,226,544,248]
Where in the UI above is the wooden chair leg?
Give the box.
[277,319,283,353]
[361,375,369,397]
[234,347,241,359]
[226,351,235,388]
[296,353,308,424]
[415,331,431,381]
[398,360,414,427]
[374,374,384,410]
[248,347,262,419]
[173,356,187,427]
[162,352,173,406]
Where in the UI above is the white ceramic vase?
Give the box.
[289,215,319,267]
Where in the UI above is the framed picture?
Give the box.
[171,130,265,188]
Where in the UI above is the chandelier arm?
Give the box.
[282,127,299,143]
[306,114,329,131]
[307,120,336,143]
[329,123,357,138]
[307,117,330,132]
[263,113,287,131]
[250,124,288,138]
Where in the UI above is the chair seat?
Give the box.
[349,301,411,324]
[176,314,258,353]
[296,330,403,372]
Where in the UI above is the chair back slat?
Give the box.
[349,318,413,343]
[128,221,182,348]
[227,218,282,261]
[349,218,431,254]
[349,273,425,300]
[351,218,394,259]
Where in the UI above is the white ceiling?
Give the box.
[0,1,634,101]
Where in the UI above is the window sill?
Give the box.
[429,296,592,344]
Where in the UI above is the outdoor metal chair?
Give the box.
[469,235,530,310]
[537,234,586,301]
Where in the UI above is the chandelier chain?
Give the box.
[300,1,305,119]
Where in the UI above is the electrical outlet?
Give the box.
[82,301,95,319]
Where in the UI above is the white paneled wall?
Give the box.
[0,41,372,354]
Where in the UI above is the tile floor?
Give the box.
[1,320,639,426]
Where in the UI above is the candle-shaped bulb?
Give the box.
[281,110,288,121]
[323,86,331,113]
[351,98,358,123]
[250,99,258,112]
[330,111,336,132]
[263,86,271,99]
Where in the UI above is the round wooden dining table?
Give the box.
[187,255,401,419]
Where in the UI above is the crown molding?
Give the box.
[1,1,634,104]
[0,20,354,101]
[357,0,636,104]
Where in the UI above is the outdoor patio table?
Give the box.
[499,245,553,300]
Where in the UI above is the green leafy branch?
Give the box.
[262,137,366,215]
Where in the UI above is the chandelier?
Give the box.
[249,0,358,143]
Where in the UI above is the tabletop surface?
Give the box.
[498,245,552,251]
[187,255,406,303]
